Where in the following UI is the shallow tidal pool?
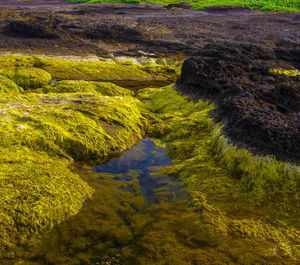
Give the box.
[0,54,298,265]
[15,138,207,265]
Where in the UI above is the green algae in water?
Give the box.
[12,139,214,265]
[137,84,300,263]
[93,137,186,203]
[0,55,181,261]
[0,55,299,264]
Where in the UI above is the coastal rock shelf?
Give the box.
[0,54,299,264]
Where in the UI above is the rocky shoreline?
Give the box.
[0,1,299,263]
[176,43,300,162]
[0,1,299,161]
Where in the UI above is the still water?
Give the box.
[92,137,185,204]
[14,138,211,265]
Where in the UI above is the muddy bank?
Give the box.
[176,43,300,162]
[0,1,299,58]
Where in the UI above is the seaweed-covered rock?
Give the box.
[0,93,145,161]
[0,67,52,89]
[0,54,180,83]
[40,80,134,96]
[0,75,23,94]
[0,146,93,259]
[176,44,300,162]
[0,88,146,257]
[137,85,300,262]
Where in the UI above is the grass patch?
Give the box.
[61,0,300,12]
[191,0,300,12]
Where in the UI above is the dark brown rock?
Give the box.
[176,44,300,162]
[3,20,60,39]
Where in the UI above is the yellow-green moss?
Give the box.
[0,75,24,94]
[0,54,181,82]
[0,146,93,259]
[0,90,146,259]
[269,68,300,77]
[0,92,145,160]
[137,85,300,261]
[0,55,298,263]
[39,80,134,96]
[0,60,151,258]
[0,67,52,89]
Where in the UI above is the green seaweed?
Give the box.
[137,85,300,261]
[269,68,300,77]
[0,54,181,82]
[13,170,225,265]
[0,146,93,259]
[0,87,146,259]
[0,54,299,263]
[0,56,160,258]
[0,92,145,160]
[0,67,52,89]
[39,80,134,96]
[0,75,24,94]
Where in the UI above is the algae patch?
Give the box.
[0,53,299,264]
[0,54,171,260]
[39,80,134,96]
[0,75,24,94]
[137,85,300,262]
[0,67,52,89]
[269,68,300,77]
[0,54,181,82]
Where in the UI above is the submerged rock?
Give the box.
[176,44,300,162]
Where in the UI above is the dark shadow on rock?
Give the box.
[3,20,60,39]
[176,44,300,162]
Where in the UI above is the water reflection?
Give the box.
[13,139,214,265]
[93,138,185,204]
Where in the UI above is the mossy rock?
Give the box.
[0,90,146,257]
[0,92,145,160]
[137,85,300,261]
[40,80,134,96]
[0,54,180,82]
[0,146,93,258]
[0,67,52,89]
[0,75,23,94]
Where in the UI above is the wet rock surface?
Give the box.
[176,44,300,162]
[3,20,60,39]
[0,1,299,57]
[0,1,299,161]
